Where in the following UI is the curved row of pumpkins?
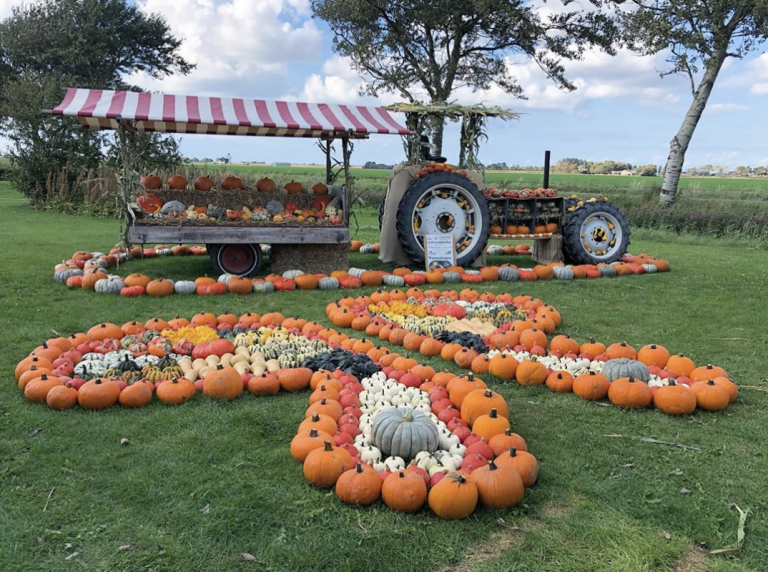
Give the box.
[54,248,671,297]
[141,174,330,196]
[327,292,737,415]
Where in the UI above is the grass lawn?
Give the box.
[1,181,768,571]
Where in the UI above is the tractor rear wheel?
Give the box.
[562,202,630,265]
[395,171,490,267]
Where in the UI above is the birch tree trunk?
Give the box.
[430,115,445,158]
[660,48,728,204]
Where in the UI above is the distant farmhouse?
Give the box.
[610,169,635,176]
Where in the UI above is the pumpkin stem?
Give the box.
[508,448,517,457]
[489,408,498,418]
[398,471,405,479]
[668,380,677,386]
[488,460,498,471]
[309,428,319,437]
[323,441,333,452]
[216,364,224,370]
[355,463,363,473]
[311,413,320,422]
[484,389,493,398]
[628,376,635,383]
[40,373,48,380]
[320,397,327,405]
[707,379,716,386]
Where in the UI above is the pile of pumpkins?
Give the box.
[294,366,537,518]
[140,174,331,196]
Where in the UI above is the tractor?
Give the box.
[378,103,631,268]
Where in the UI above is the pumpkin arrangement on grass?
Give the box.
[54,247,671,297]
[294,366,536,518]
[328,291,737,416]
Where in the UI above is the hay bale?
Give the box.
[267,243,349,275]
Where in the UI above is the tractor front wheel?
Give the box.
[395,172,490,267]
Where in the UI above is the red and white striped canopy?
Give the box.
[49,88,411,139]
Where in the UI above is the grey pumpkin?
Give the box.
[318,277,340,290]
[174,280,197,295]
[603,358,650,382]
[382,274,405,287]
[371,406,439,461]
[94,276,125,294]
[498,267,520,282]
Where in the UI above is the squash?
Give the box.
[602,358,650,382]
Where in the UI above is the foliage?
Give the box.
[2,182,768,570]
[0,0,192,207]
[312,0,618,154]
[617,0,768,203]
[363,161,394,170]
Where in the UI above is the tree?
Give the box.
[618,1,768,204]
[0,0,193,204]
[637,164,658,176]
[312,0,618,155]
[733,165,751,177]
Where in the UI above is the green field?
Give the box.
[2,181,768,571]
[204,163,768,194]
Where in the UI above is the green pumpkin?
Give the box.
[382,274,405,287]
[318,277,340,290]
[554,266,574,280]
[497,267,520,282]
[116,355,140,372]
[603,358,650,382]
[253,281,276,294]
[371,407,439,461]
[443,271,461,283]
[599,266,617,278]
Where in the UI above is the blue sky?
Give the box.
[2,0,766,169]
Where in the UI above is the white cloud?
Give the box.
[0,0,18,20]
[707,103,748,113]
[131,0,323,97]
[300,48,687,113]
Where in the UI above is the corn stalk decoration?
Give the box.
[386,102,517,170]
[115,121,143,248]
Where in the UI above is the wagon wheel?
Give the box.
[395,172,490,266]
[562,202,630,265]
[209,243,263,277]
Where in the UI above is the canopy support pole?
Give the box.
[115,119,142,249]
[341,136,354,226]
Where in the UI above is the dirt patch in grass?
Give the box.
[673,545,709,572]
[435,521,541,572]
[540,500,575,520]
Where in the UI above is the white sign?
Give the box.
[424,234,456,270]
